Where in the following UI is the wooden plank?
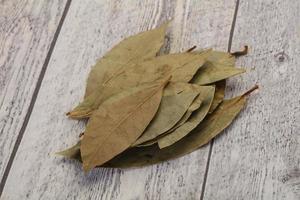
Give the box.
[1,0,236,199]
[203,0,300,199]
[0,0,68,180]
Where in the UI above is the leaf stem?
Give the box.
[242,85,259,97]
[186,46,197,52]
[231,45,248,57]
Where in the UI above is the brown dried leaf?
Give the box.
[57,86,256,168]
[192,61,245,85]
[104,88,252,168]
[85,22,169,97]
[193,51,237,113]
[68,50,210,119]
[80,77,170,171]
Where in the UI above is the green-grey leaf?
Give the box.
[135,88,203,147]
[194,51,237,113]
[157,85,215,148]
[132,83,201,146]
[167,94,203,133]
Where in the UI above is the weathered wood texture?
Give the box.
[1,0,237,199]
[0,0,68,180]
[203,0,300,199]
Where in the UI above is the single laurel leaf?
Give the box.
[80,77,170,171]
[85,22,169,98]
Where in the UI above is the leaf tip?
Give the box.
[67,110,91,119]
[165,18,174,24]
[82,163,93,172]
[157,20,171,32]
[158,141,167,149]
[55,150,66,157]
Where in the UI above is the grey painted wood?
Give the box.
[0,0,68,180]
[1,0,237,199]
[203,0,300,199]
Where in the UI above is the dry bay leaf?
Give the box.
[68,50,211,119]
[136,90,203,147]
[158,85,215,148]
[132,82,201,146]
[192,61,245,85]
[167,94,203,132]
[103,50,211,89]
[201,49,249,113]
[67,65,171,119]
[208,80,226,113]
[193,51,236,113]
[81,77,170,171]
[57,86,256,168]
[206,51,235,66]
[85,22,169,98]
[103,87,255,168]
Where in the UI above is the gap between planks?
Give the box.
[200,0,240,199]
[0,0,73,196]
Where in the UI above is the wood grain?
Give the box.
[1,0,237,199]
[0,0,68,180]
[203,0,300,199]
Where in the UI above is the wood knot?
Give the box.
[274,51,288,62]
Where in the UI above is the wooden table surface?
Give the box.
[0,0,299,199]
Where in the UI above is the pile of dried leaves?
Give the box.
[57,22,257,172]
